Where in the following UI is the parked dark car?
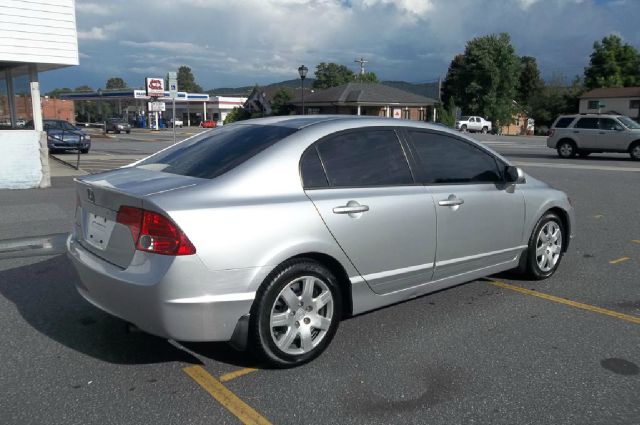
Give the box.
[105,118,132,134]
[44,119,91,153]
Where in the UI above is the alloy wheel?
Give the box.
[269,275,334,356]
[535,221,562,272]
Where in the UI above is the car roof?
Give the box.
[230,115,448,131]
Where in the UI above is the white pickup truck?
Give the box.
[455,116,492,133]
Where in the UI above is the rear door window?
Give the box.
[406,130,503,184]
[315,129,413,187]
[574,118,599,129]
[138,124,297,179]
[553,117,574,128]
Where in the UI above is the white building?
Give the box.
[0,0,79,189]
[579,87,640,119]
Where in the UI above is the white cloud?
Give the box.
[121,40,200,54]
[75,2,113,15]
[77,23,122,40]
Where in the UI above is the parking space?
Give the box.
[1,135,639,424]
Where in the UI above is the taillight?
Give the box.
[116,206,195,256]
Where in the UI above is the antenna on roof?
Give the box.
[354,57,368,75]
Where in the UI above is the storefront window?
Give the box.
[12,66,33,128]
[0,70,9,129]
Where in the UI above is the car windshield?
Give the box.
[618,116,640,129]
[45,120,77,131]
[137,124,298,179]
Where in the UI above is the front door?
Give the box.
[404,129,525,280]
[573,117,600,150]
[301,128,437,294]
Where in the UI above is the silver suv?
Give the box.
[547,114,640,160]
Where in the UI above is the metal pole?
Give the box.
[172,98,176,145]
[301,78,305,115]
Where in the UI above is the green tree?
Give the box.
[313,62,355,89]
[271,88,294,116]
[517,56,542,107]
[528,73,584,132]
[442,54,465,106]
[74,85,93,92]
[436,97,457,128]
[177,66,203,93]
[444,33,520,127]
[105,77,127,89]
[584,35,640,89]
[357,71,379,83]
[223,107,250,124]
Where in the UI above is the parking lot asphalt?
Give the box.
[1,130,639,424]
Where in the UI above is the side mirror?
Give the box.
[505,166,526,184]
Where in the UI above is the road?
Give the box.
[1,127,639,425]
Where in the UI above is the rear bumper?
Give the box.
[67,234,262,342]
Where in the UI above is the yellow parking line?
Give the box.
[219,367,258,383]
[488,280,640,325]
[632,240,640,244]
[183,365,271,425]
[609,257,630,265]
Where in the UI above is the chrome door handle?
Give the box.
[438,195,464,207]
[333,204,369,214]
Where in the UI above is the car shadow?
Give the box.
[0,254,258,367]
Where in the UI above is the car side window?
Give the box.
[300,146,329,189]
[407,131,503,184]
[315,129,413,187]
[554,117,575,128]
[599,118,622,131]
[574,118,599,129]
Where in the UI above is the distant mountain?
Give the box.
[207,79,440,101]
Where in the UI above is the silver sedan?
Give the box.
[67,116,574,367]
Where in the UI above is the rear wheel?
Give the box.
[630,142,640,161]
[557,140,576,158]
[250,259,341,368]
[522,212,564,280]
[80,148,89,154]
[481,126,488,134]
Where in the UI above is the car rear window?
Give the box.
[553,117,574,128]
[138,124,297,179]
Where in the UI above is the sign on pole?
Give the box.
[168,72,178,99]
[145,77,165,97]
[148,101,166,112]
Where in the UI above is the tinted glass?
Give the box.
[139,124,297,179]
[574,118,599,129]
[554,117,574,128]
[619,116,640,129]
[316,129,413,187]
[599,118,621,131]
[407,131,502,184]
[300,147,328,188]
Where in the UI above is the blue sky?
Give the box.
[40,0,639,92]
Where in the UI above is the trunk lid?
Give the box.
[74,167,203,268]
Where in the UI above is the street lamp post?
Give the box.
[298,65,308,115]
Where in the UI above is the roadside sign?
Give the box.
[148,101,166,112]
[134,89,148,99]
[145,77,165,97]
[168,72,178,99]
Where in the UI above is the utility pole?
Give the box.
[354,57,368,80]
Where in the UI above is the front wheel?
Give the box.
[630,143,640,161]
[460,124,467,132]
[250,259,342,368]
[522,212,564,280]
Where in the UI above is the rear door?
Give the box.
[404,130,525,280]
[573,117,599,149]
[302,128,437,294]
[598,118,628,151]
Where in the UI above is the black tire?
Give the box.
[460,124,467,132]
[80,148,89,154]
[481,126,488,134]
[556,140,577,158]
[126,130,131,134]
[250,259,342,368]
[630,142,640,161]
[522,212,565,280]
